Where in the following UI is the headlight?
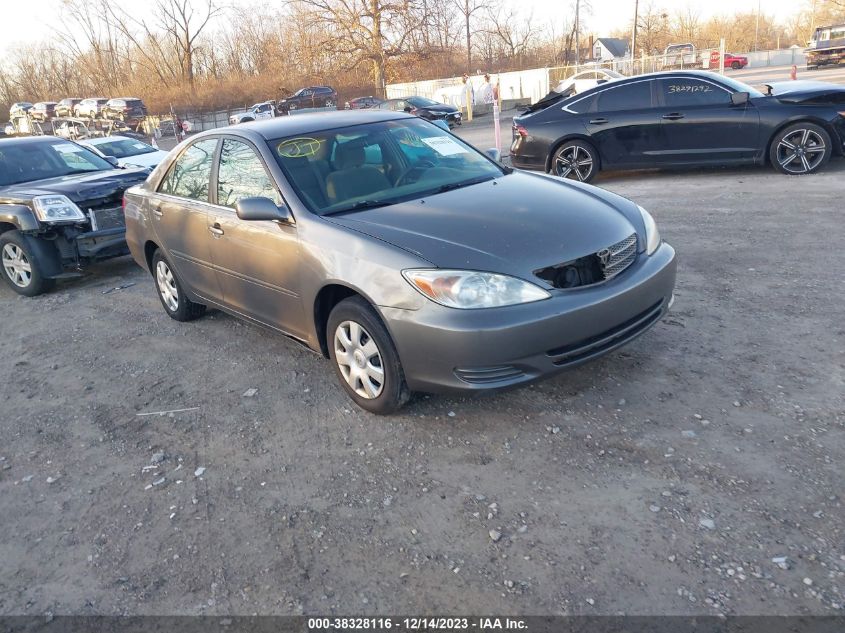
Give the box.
[32,195,86,223]
[638,205,661,255]
[403,269,550,309]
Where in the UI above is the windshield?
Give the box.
[715,75,765,98]
[0,139,114,186]
[408,97,438,108]
[90,138,156,159]
[269,117,504,216]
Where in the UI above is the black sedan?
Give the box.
[379,96,462,127]
[511,71,845,182]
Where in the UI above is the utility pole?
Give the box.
[754,0,760,51]
[575,0,580,66]
[631,0,639,70]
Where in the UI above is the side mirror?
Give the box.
[104,155,120,168]
[731,91,750,106]
[403,106,413,113]
[235,197,292,224]
[485,148,501,162]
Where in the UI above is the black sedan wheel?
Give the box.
[551,141,599,183]
[770,123,831,175]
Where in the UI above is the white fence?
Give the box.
[386,48,809,108]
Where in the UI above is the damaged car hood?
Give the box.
[764,80,845,103]
[326,171,644,278]
[0,168,149,205]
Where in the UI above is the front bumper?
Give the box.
[382,242,677,393]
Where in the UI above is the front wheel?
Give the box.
[731,61,741,70]
[769,123,831,175]
[151,250,206,321]
[0,231,55,297]
[327,297,410,414]
[550,140,599,182]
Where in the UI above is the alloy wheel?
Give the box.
[555,145,593,181]
[155,260,179,312]
[776,128,826,174]
[333,320,385,399]
[2,243,32,288]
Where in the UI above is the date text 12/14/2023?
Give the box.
[307,617,528,631]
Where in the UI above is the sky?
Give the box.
[0,0,802,56]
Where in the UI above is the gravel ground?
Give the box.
[0,158,843,617]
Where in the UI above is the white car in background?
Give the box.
[554,69,625,95]
[229,101,276,124]
[80,135,170,169]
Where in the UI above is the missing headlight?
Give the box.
[534,255,603,289]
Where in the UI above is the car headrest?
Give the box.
[335,143,365,169]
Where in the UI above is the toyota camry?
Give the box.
[124,111,676,413]
[511,71,845,181]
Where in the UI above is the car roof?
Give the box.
[203,110,411,139]
[0,135,75,147]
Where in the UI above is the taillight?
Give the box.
[122,196,127,211]
[514,124,528,137]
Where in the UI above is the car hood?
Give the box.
[326,171,643,279]
[418,104,459,114]
[765,80,845,103]
[120,151,169,169]
[0,168,150,205]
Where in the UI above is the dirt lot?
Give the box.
[1,158,843,617]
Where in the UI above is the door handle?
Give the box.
[662,113,685,120]
[589,118,608,125]
[209,223,224,237]
[151,204,163,218]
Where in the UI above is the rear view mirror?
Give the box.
[731,91,750,106]
[485,148,501,162]
[235,197,292,224]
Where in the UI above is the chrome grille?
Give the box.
[597,233,637,280]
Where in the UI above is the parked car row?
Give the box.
[9,98,148,125]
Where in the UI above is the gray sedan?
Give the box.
[124,111,676,413]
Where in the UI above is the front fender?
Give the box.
[0,204,40,232]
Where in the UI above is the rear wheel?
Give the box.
[327,297,410,414]
[770,123,831,175]
[550,140,599,183]
[0,231,55,297]
[731,61,741,70]
[151,250,206,321]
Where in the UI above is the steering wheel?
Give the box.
[395,159,436,187]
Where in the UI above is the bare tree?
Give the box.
[294,0,419,96]
[456,0,490,72]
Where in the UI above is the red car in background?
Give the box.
[709,51,749,69]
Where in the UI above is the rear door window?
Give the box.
[595,81,654,112]
[158,138,218,202]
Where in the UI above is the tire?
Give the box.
[549,140,600,183]
[769,122,831,175]
[327,296,411,414]
[151,250,206,321]
[0,231,55,297]
[325,99,335,108]
[731,61,741,70]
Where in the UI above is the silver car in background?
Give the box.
[123,111,676,413]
